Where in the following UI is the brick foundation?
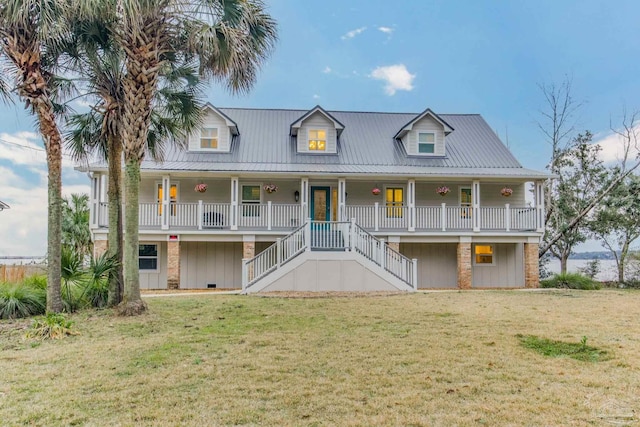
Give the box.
[243,241,255,260]
[457,242,472,289]
[93,239,108,258]
[524,242,540,288]
[167,240,180,290]
[387,241,400,252]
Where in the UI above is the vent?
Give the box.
[207,283,217,289]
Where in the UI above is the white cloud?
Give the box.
[313,94,320,100]
[378,26,394,35]
[594,129,640,164]
[322,66,332,74]
[341,26,367,40]
[370,64,416,96]
[0,132,89,257]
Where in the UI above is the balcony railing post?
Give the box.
[276,238,282,268]
[379,238,386,269]
[305,218,311,252]
[267,201,272,231]
[412,258,418,290]
[441,203,447,231]
[231,177,239,230]
[241,258,248,291]
[350,217,357,252]
[505,203,511,232]
[374,202,379,232]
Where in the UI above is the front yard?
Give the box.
[1,290,638,425]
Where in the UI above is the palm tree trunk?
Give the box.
[107,136,123,306]
[37,103,63,313]
[120,157,146,315]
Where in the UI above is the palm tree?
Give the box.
[0,0,71,312]
[64,19,205,306]
[76,0,277,315]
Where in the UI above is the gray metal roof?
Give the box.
[88,107,551,179]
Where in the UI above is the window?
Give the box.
[308,129,326,151]
[460,187,472,218]
[139,244,158,270]
[474,244,494,265]
[157,183,178,216]
[418,132,435,154]
[385,187,404,218]
[200,127,218,149]
[242,185,261,217]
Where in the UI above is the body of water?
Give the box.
[545,259,620,281]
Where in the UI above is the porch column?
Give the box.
[535,181,545,232]
[93,238,108,258]
[524,239,540,288]
[407,179,415,231]
[301,178,309,222]
[472,180,480,232]
[230,177,239,230]
[338,177,346,222]
[161,175,170,230]
[90,174,99,229]
[167,237,180,289]
[457,238,472,289]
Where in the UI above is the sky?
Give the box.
[2,0,640,256]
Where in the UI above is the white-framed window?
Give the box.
[139,244,158,271]
[241,184,261,217]
[460,186,472,218]
[418,132,436,154]
[200,127,219,149]
[308,129,327,151]
[156,182,179,216]
[385,187,404,218]
[473,244,495,266]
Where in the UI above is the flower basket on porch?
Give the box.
[194,183,207,193]
[436,186,450,196]
[501,187,513,197]
[372,187,381,195]
[264,183,278,193]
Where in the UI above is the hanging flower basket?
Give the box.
[264,183,278,193]
[501,187,513,197]
[372,187,381,196]
[194,183,207,193]
[436,186,450,196]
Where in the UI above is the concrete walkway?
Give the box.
[142,290,242,298]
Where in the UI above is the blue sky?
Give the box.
[2,0,640,256]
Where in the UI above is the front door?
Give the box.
[310,187,331,222]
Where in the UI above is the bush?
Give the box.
[26,313,78,340]
[540,272,601,290]
[80,253,117,309]
[0,281,46,319]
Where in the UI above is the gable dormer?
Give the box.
[290,105,344,154]
[188,104,239,153]
[394,108,453,157]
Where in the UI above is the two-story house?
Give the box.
[88,104,549,293]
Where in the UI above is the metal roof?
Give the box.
[87,107,551,179]
[0,200,9,211]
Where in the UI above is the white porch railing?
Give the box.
[140,203,162,228]
[242,220,418,291]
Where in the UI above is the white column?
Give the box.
[441,202,447,232]
[230,177,239,230]
[267,201,272,231]
[90,175,99,229]
[535,181,545,232]
[161,175,170,230]
[407,179,415,232]
[505,203,511,232]
[197,200,203,230]
[301,178,309,222]
[472,180,480,232]
[338,177,346,222]
[374,202,380,232]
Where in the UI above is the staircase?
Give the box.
[242,220,417,293]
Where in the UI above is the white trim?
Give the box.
[139,243,160,272]
[156,181,180,216]
[307,127,329,152]
[198,126,220,151]
[383,185,405,219]
[459,185,472,207]
[417,132,436,155]
[472,243,496,266]
[240,183,263,204]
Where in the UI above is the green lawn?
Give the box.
[1,290,639,426]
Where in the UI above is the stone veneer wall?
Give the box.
[524,242,540,288]
[457,242,472,289]
[167,241,180,289]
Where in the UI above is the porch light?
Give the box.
[294,190,300,202]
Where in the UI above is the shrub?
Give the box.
[540,272,600,290]
[0,282,46,319]
[22,275,47,291]
[81,253,117,308]
[26,313,78,340]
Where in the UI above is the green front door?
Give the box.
[310,187,331,222]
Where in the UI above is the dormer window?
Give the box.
[308,129,326,151]
[418,132,435,154]
[200,127,219,149]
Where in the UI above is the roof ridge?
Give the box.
[218,106,482,116]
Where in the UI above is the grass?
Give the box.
[517,334,611,362]
[1,290,639,425]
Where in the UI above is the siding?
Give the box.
[180,242,242,289]
[297,112,338,154]
[472,243,524,288]
[480,183,526,206]
[140,241,167,289]
[400,243,458,288]
[187,108,231,152]
[405,115,445,156]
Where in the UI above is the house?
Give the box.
[88,104,550,292]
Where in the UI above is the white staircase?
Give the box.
[242,220,418,293]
